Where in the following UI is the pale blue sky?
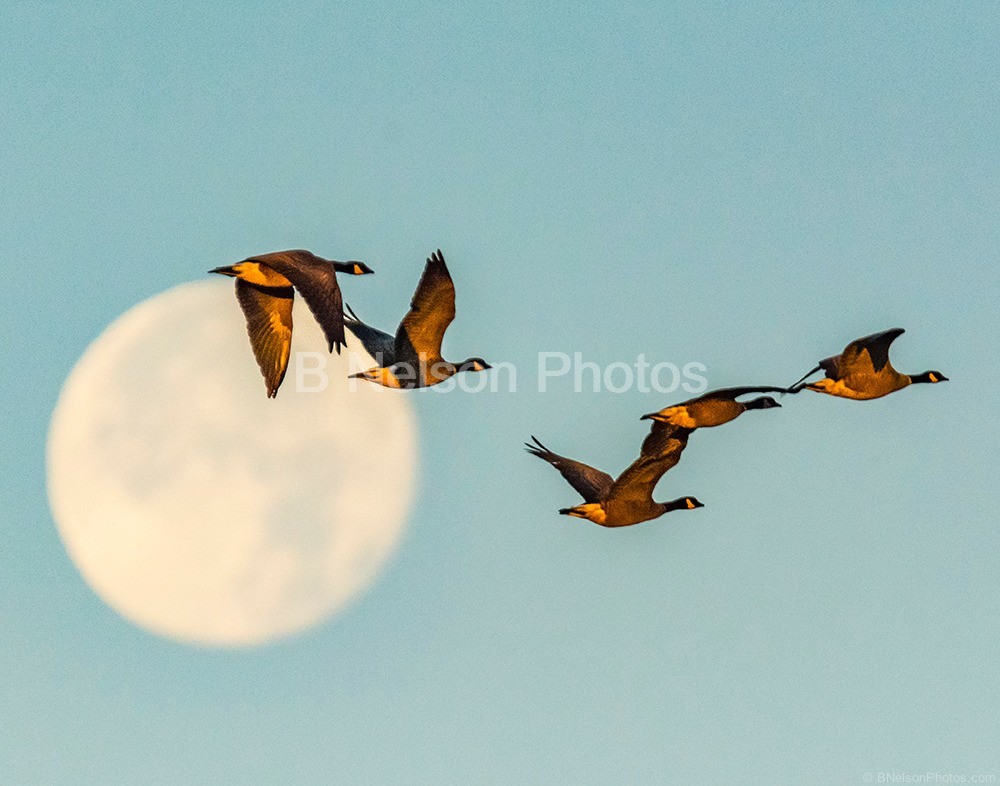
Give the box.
[3,2,999,782]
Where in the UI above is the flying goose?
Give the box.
[210,250,373,397]
[788,328,947,400]
[525,435,703,528]
[641,386,786,430]
[346,249,491,388]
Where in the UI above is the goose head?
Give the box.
[912,370,948,384]
[334,260,375,275]
[663,496,705,512]
[457,358,492,373]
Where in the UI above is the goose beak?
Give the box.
[640,412,665,423]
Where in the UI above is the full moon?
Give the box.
[47,281,417,647]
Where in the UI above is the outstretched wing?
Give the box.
[247,250,346,354]
[688,385,792,402]
[836,328,905,375]
[640,421,692,459]
[607,434,689,506]
[525,436,614,503]
[395,249,456,363]
[235,280,294,398]
[343,303,396,367]
[819,327,906,378]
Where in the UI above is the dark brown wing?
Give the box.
[394,249,456,363]
[834,328,905,376]
[235,280,294,398]
[525,436,614,503]
[640,422,692,459]
[343,303,396,366]
[247,250,346,354]
[607,435,689,506]
[687,385,793,402]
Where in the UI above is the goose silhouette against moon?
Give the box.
[47,281,417,647]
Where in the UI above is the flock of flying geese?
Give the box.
[211,248,948,529]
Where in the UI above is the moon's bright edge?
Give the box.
[47,281,417,647]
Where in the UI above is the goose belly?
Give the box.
[688,400,742,427]
[601,501,662,528]
[807,374,909,400]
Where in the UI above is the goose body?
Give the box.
[347,250,491,389]
[789,328,947,400]
[210,250,373,397]
[641,385,785,430]
[526,434,702,528]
